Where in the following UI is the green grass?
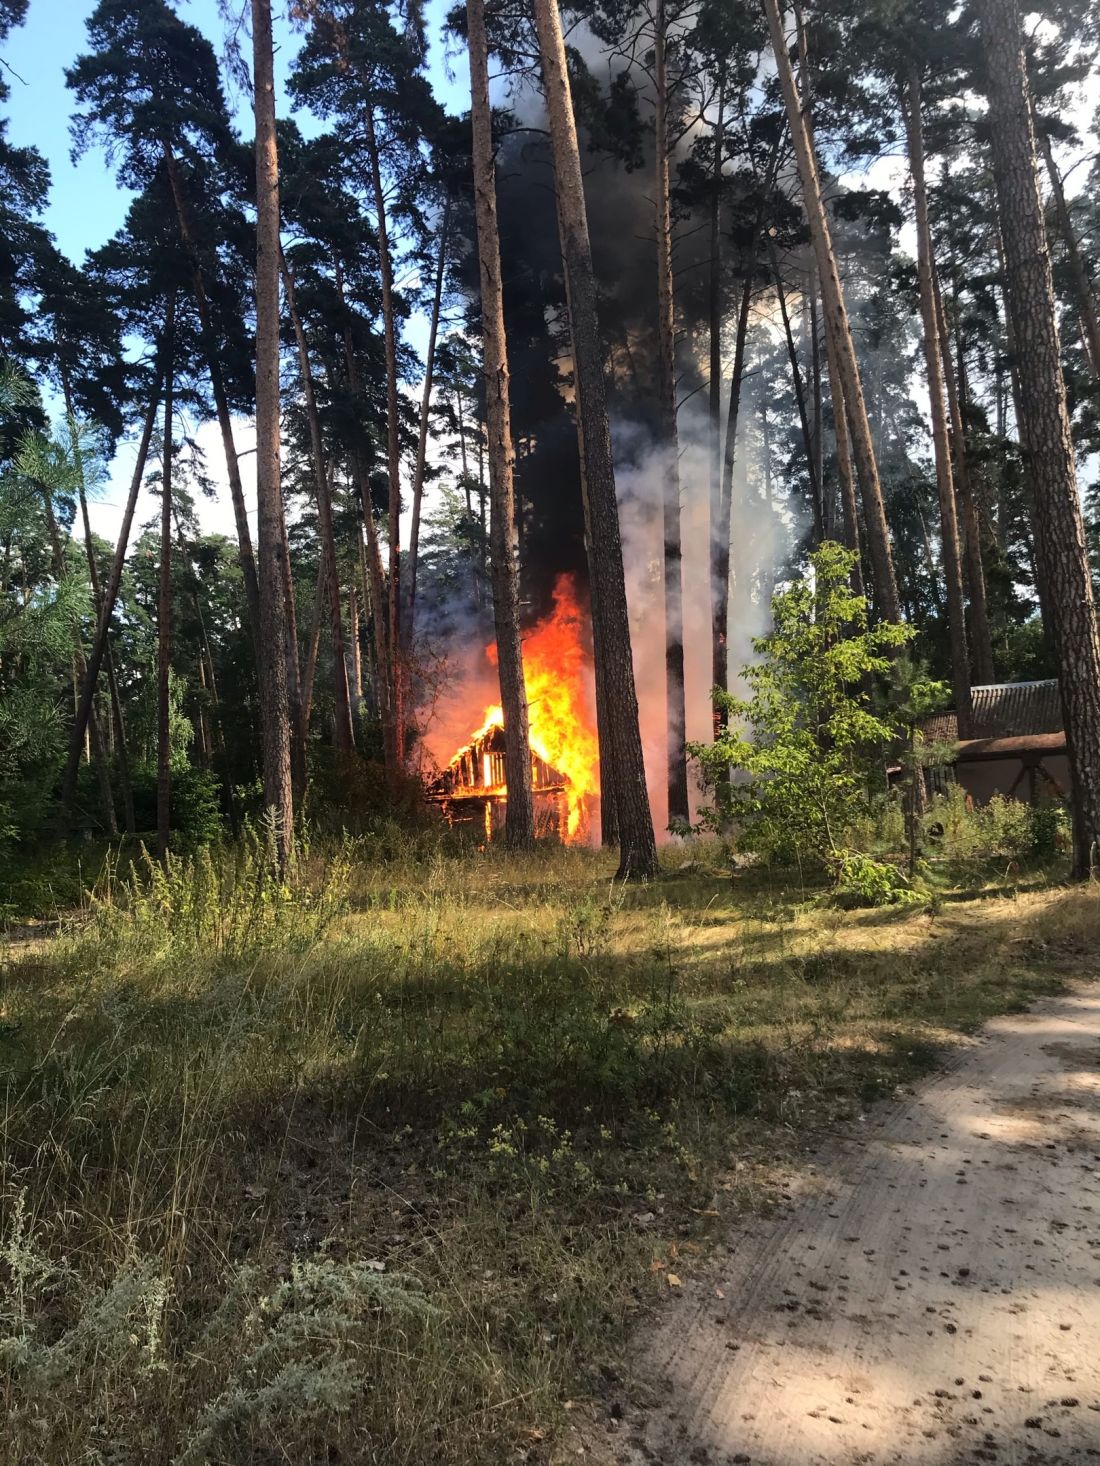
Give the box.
[0,837,1097,1464]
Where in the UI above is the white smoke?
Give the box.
[613,383,794,837]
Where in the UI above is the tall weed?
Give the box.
[79,830,350,974]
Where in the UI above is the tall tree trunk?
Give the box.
[935,271,996,683]
[978,0,1100,877]
[405,199,450,636]
[60,369,135,834]
[713,273,753,735]
[78,489,133,834]
[759,397,777,611]
[252,0,294,869]
[822,310,862,592]
[532,0,658,878]
[994,222,1045,637]
[195,656,210,768]
[302,558,326,732]
[769,239,824,541]
[356,464,393,746]
[348,584,363,713]
[904,69,973,735]
[653,0,689,825]
[61,366,162,811]
[362,104,405,769]
[42,486,116,833]
[276,469,306,798]
[332,281,394,752]
[281,252,354,753]
[357,524,386,724]
[162,144,260,644]
[157,298,175,863]
[808,266,826,533]
[1035,121,1100,376]
[708,63,726,650]
[762,0,900,622]
[467,0,535,848]
[173,507,238,831]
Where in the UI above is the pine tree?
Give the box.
[531,0,657,879]
[466,0,535,849]
[902,67,972,733]
[67,0,263,646]
[977,0,1100,876]
[762,0,900,623]
[252,0,295,867]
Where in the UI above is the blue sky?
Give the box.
[3,0,465,265]
[2,0,467,537]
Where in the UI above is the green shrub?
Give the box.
[923,788,1070,863]
[127,764,225,845]
[692,543,911,865]
[829,852,921,909]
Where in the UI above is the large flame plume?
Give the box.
[467,575,600,840]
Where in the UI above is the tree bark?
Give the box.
[762,0,900,622]
[532,0,658,877]
[157,297,175,863]
[60,363,163,813]
[713,273,753,735]
[467,0,535,848]
[653,0,689,825]
[822,309,862,593]
[281,251,355,753]
[162,144,260,645]
[362,104,405,769]
[348,583,363,713]
[276,457,306,798]
[978,0,1100,877]
[405,199,450,636]
[356,463,393,746]
[302,557,326,732]
[1035,122,1100,377]
[807,264,826,532]
[173,506,238,831]
[357,521,385,724]
[332,275,394,753]
[769,238,824,542]
[708,63,726,636]
[252,0,294,869]
[42,484,115,833]
[903,69,973,735]
[934,270,995,683]
[59,368,136,834]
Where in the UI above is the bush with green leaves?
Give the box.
[830,851,922,909]
[693,543,911,869]
[924,787,1071,864]
[0,373,92,856]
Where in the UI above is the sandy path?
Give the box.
[619,987,1100,1466]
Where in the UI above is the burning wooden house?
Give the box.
[432,716,574,840]
[427,578,601,843]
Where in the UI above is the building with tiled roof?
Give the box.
[923,681,1068,806]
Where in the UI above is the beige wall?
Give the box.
[955,754,1071,805]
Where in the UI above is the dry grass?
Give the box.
[0,836,1096,1464]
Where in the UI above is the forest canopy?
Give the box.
[1,0,1100,884]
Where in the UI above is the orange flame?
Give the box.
[466,575,600,841]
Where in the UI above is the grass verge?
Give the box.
[0,838,1096,1464]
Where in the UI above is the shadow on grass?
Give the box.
[4,879,1095,1164]
[2,873,1098,1466]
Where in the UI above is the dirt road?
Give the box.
[619,987,1100,1466]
